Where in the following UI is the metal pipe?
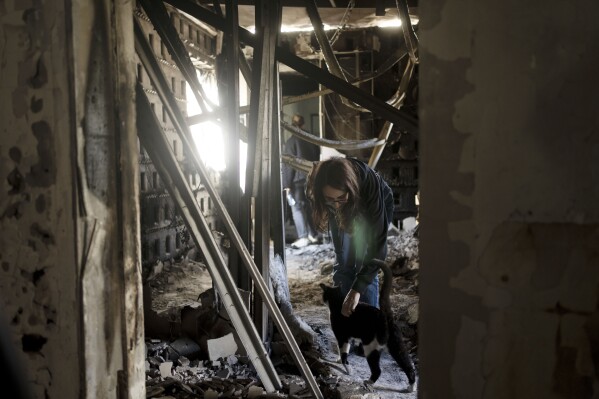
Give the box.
[396,0,419,63]
[281,120,384,150]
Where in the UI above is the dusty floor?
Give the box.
[146,228,420,398]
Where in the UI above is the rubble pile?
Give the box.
[386,226,420,354]
[387,225,420,278]
[145,339,274,398]
[146,354,256,398]
[144,337,337,398]
[144,335,375,399]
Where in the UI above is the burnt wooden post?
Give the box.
[246,0,281,342]
[271,74,286,264]
[222,0,249,290]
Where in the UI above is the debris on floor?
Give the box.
[144,224,420,398]
[145,335,274,398]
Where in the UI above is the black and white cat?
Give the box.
[320,259,416,391]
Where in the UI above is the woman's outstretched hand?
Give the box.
[341,289,360,317]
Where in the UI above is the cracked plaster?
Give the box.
[420,0,599,398]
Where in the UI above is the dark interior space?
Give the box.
[1,1,599,399]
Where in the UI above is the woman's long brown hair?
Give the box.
[306,157,360,232]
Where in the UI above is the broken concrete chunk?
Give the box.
[325,376,339,384]
[178,356,190,367]
[207,332,237,360]
[227,354,238,365]
[407,302,419,324]
[147,341,168,352]
[180,383,194,394]
[247,385,265,398]
[289,381,305,395]
[320,260,334,275]
[215,367,231,379]
[149,357,163,367]
[169,337,201,358]
[147,261,164,281]
[204,389,219,399]
[159,361,173,378]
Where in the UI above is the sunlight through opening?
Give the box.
[187,72,225,172]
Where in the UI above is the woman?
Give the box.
[307,157,394,317]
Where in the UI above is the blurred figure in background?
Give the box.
[282,114,320,249]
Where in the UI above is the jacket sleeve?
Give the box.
[350,167,392,295]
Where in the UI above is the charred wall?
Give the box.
[419,1,599,397]
[0,1,144,397]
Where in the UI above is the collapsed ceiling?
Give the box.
[193,1,419,31]
[238,5,419,32]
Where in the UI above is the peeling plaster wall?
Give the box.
[0,1,80,397]
[0,1,144,398]
[419,1,599,398]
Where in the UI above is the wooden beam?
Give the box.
[247,0,280,346]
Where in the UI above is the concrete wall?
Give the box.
[0,2,80,397]
[0,1,144,397]
[420,1,599,398]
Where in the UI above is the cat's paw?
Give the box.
[363,379,374,386]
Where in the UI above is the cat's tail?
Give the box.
[370,258,393,315]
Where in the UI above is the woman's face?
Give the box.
[322,185,349,210]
